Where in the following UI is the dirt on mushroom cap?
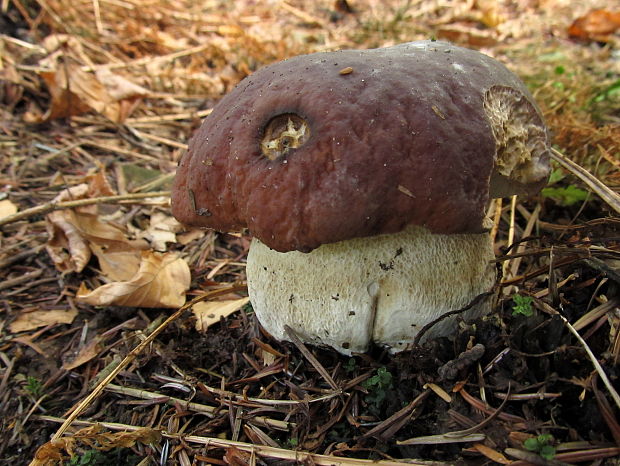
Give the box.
[172,40,550,252]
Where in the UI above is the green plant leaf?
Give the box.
[344,358,357,373]
[512,295,534,317]
[542,184,589,206]
[537,434,554,444]
[592,78,620,103]
[524,437,541,451]
[540,444,556,460]
[547,168,565,185]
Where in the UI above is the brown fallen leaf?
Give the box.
[140,212,183,251]
[95,67,151,102]
[472,443,511,464]
[193,297,250,332]
[34,62,95,122]
[77,251,190,308]
[26,52,149,123]
[62,334,105,370]
[47,207,131,273]
[568,9,620,42]
[34,423,160,462]
[436,24,498,47]
[9,308,78,333]
[45,171,147,273]
[90,242,142,282]
[177,228,207,245]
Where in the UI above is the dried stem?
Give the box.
[0,191,170,228]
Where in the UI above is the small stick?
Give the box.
[550,148,620,214]
[444,383,511,438]
[33,415,424,466]
[105,383,291,431]
[559,313,620,411]
[284,325,341,392]
[43,285,245,447]
[502,195,518,283]
[0,269,43,291]
[413,291,494,347]
[125,108,212,124]
[359,389,430,440]
[0,191,170,228]
[508,203,541,279]
[489,197,503,244]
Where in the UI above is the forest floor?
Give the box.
[1,0,619,464]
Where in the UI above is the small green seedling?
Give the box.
[362,367,393,413]
[541,167,589,207]
[344,358,357,373]
[25,376,43,398]
[524,434,556,460]
[512,295,534,317]
[69,448,139,465]
[542,184,588,206]
[592,78,620,104]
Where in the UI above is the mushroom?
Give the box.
[171,40,550,355]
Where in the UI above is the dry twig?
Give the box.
[0,191,170,228]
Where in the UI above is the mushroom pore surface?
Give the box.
[171,40,550,253]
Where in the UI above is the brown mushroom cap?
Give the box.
[172,41,550,252]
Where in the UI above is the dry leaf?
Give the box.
[34,62,98,122]
[40,34,90,63]
[34,423,160,462]
[62,334,104,370]
[177,229,206,245]
[437,24,498,47]
[90,242,142,281]
[142,212,182,251]
[47,209,131,273]
[0,199,18,219]
[45,172,144,274]
[193,297,250,332]
[9,308,78,333]
[95,67,150,101]
[77,251,190,308]
[27,57,149,123]
[87,169,116,198]
[472,443,511,464]
[46,209,93,273]
[568,9,620,42]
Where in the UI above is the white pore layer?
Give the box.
[246,226,496,355]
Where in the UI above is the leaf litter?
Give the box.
[0,0,619,464]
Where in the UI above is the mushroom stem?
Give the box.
[246,226,496,355]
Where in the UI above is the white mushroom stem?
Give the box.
[246,225,497,355]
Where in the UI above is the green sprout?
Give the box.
[285,437,299,449]
[512,295,534,317]
[344,358,357,373]
[542,167,589,206]
[591,78,620,104]
[524,434,556,460]
[362,367,393,414]
[542,184,589,206]
[25,376,43,398]
[69,448,140,465]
